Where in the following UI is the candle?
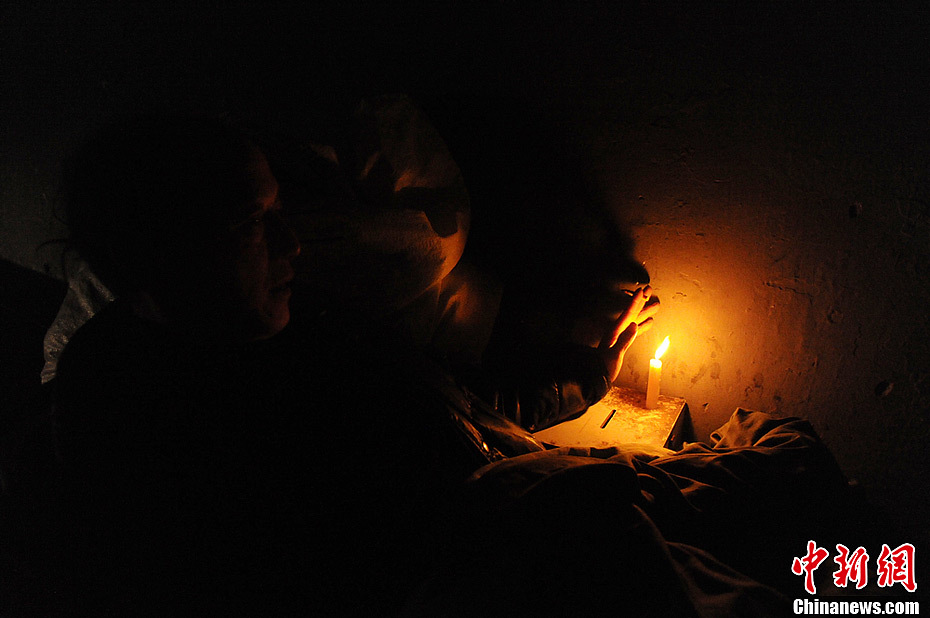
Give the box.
[645,336,670,409]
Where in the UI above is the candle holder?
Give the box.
[534,386,693,451]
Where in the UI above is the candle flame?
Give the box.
[654,336,670,360]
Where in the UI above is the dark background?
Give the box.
[2,0,928,551]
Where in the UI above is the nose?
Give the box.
[267,209,301,259]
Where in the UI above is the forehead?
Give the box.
[229,147,278,204]
[221,148,279,217]
[241,148,278,204]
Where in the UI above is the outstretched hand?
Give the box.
[598,286,659,384]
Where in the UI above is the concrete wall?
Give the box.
[606,57,930,538]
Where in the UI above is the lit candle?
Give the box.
[645,336,670,409]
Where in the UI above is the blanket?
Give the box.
[404,409,851,617]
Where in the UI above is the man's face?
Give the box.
[202,148,300,341]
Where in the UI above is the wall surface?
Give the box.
[608,65,930,539]
[2,1,927,544]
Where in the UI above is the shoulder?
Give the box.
[53,299,192,438]
[56,299,160,384]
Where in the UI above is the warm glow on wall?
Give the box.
[619,212,830,439]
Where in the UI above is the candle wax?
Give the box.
[645,358,662,409]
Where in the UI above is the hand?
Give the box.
[598,286,659,384]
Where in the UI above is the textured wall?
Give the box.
[607,74,930,536]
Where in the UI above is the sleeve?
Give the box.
[489,344,612,432]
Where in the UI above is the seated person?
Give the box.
[277,99,869,612]
[271,99,855,613]
[48,116,311,614]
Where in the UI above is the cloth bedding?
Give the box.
[404,408,847,616]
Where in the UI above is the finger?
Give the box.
[623,288,649,330]
[636,298,660,324]
[635,316,654,335]
[613,321,638,355]
[603,288,646,347]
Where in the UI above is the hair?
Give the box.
[62,114,260,296]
